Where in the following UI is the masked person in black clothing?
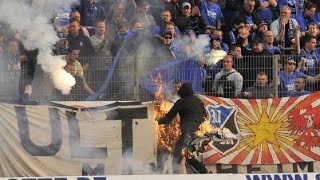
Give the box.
[157,83,206,173]
[19,43,38,102]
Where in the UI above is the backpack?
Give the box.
[217,71,236,98]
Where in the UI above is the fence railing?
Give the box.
[0,54,318,102]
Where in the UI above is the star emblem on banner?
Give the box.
[247,110,282,147]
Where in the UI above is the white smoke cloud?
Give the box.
[0,0,77,95]
[179,34,211,59]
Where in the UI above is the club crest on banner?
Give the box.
[205,104,240,155]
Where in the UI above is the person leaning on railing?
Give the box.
[242,71,274,99]
[279,57,320,97]
[288,76,311,97]
[212,55,243,98]
[61,48,94,100]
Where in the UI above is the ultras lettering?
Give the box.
[14,107,108,158]
[14,107,62,156]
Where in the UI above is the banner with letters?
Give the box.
[2,93,320,176]
[0,101,156,177]
[199,93,320,165]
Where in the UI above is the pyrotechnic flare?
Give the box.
[0,0,77,94]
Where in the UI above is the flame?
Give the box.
[153,72,181,153]
[152,73,216,154]
[196,118,216,137]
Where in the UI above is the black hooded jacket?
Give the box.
[158,83,206,134]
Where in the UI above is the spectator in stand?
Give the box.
[308,0,320,23]
[67,18,94,70]
[231,0,262,33]
[62,48,94,100]
[173,80,182,102]
[174,2,206,35]
[69,10,91,37]
[236,23,253,55]
[277,0,304,19]
[111,21,130,56]
[264,30,281,54]
[242,71,274,99]
[229,44,244,70]
[3,39,20,97]
[295,2,317,33]
[204,26,215,35]
[55,37,69,55]
[229,44,243,59]
[132,1,156,28]
[241,37,273,90]
[200,0,224,29]
[315,5,320,25]
[164,22,180,39]
[298,34,320,77]
[131,18,145,31]
[89,20,113,92]
[178,0,201,8]
[160,0,180,20]
[223,0,261,26]
[212,28,229,52]
[212,55,243,98]
[254,21,269,39]
[288,76,311,96]
[166,79,182,103]
[271,6,299,52]
[279,57,320,97]
[53,5,71,38]
[78,0,107,28]
[256,0,277,24]
[107,2,129,40]
[176,0,202,19]
[153,10,180,36]
[19,44,38,102]
[158,31,177,59]
[300,22,320,48]
[101,0,136,21]
[307,22,320,37]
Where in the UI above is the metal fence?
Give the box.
[0,54,317,102]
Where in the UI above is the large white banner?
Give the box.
[0,101,156,176]
[1,100,320,176]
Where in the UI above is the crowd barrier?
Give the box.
[0,54,318,102]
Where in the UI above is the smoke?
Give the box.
[121,149,155,175]
[179,33,210,60]
[0,0,77,95]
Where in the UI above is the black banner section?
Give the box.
[108,107,148,157]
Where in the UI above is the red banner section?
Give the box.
[199,94,320,165]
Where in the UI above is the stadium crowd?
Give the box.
[1,0,320,101]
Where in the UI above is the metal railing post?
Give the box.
[272,55,280,98]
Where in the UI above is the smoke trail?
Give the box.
[0,0,77,94]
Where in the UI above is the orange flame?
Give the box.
[152,73,215,154]
[196,118,216,137]
[153,73,181,153]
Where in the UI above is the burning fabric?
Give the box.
[183,125,241,173]
[152,72,241,174]
[153,72,181,153]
